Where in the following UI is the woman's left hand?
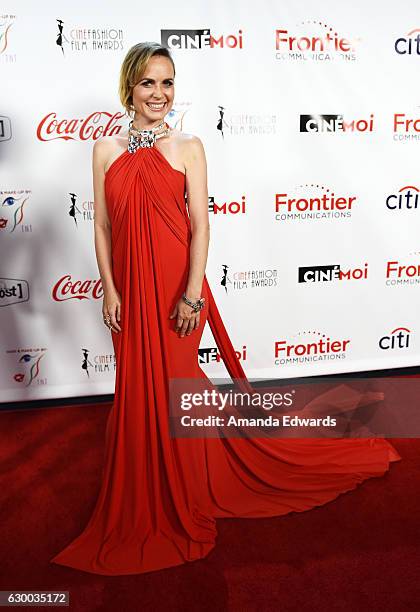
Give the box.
[169,298,201,337]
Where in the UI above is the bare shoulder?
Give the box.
[92,134,128,173]
[172,130,204,147]
[171,129,205,162]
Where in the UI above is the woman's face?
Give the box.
[131,55,175,126]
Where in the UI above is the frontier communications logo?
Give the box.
[275,21,359,61]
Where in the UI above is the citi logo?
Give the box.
[386,185,420,210]
[395,29,420,55]
[379,327,411,350]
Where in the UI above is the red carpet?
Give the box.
[1,402,419,611]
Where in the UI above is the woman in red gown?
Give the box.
[51,42,401,575]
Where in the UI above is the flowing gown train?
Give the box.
[50,144,401,575]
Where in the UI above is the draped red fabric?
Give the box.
[50,145,401,575]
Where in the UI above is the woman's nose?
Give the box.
[152,85,163,98]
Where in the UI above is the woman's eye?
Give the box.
[2,196,16,206]
[141,81,173,87]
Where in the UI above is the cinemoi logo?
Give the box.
[198,345,247,365]
[379,327,411,350]
[394,28,420,55]
[386,185,420,210]
[0,277,29,306]
[37,111,124,142]
[275,186,356,221]
[298,263,368,283]
[52,274,103,301]
[300,114,374,133]
[209,195,246,215]
[274,331,350,366]
[161,29,243,49]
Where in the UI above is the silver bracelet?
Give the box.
[182,292,205,312]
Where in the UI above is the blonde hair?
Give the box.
[119,42,176,117]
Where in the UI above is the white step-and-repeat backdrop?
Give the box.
[1,1,420,402]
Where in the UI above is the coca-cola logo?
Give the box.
[37,111,125,141]
[52,274,103,301]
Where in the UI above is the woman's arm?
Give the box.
[184,135,211,300]
[169,135,210,338]
[92,139,122,333]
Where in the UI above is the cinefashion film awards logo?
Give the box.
[81,348,116,378]
[55,18,124,55]
[219,264,278,293]
[68,192,94,227]
[216,105,277,139]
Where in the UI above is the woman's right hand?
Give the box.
[102,288,122,333]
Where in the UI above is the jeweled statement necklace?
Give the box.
[128,119,172,153]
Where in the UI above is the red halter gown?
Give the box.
[50,143,401,575]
